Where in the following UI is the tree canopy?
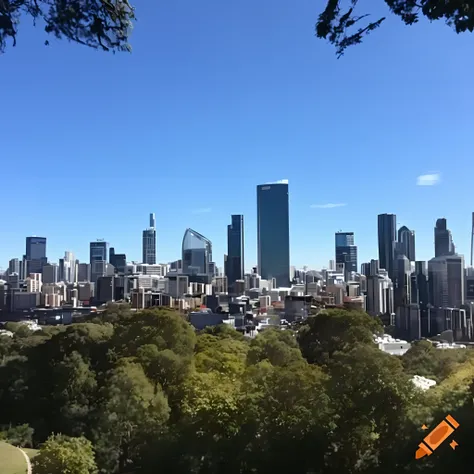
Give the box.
[317,0,474,57]
[1,305,474,473]
[33,434,98,474]
[0,0,135,54]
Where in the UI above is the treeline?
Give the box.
[0,305,473,473]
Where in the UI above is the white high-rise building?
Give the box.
[26,273,42,293]
[64,251,75,283]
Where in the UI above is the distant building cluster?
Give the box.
[1,183,474,345]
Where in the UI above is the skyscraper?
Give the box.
[25,236,47,274]
[428,254,464,309]
[182,228,212,276]
[377,214,397,280]
[335,232,358,276]
[226,215,244,293]
[257,181,290,288]
[434,218,455,257]
[397,226,416,261]
[142,213,157,265]
[64,251,75,283]
[90,240,109,284]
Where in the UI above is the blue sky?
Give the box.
[2,0,474,272]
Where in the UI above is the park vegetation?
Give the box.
[0,304,473,473]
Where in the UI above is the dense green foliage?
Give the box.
[33,434,98,474]
[1,305,473,473]
[317,0,474,57]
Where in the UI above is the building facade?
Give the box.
[377,214,397,280]
[142,213,157,265]
[434,218,455,257]
[182,228,212,276]
[428,254,464,309]
[90,240,109,284]
[397,226,416,261]
[25,236,47,274]
[226,215,244,293]
[257,181,290,288]
[335,232,358,276]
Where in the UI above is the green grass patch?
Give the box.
[23,447,39,460]
[0,441,28,474]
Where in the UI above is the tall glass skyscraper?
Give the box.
[257,181,290,288]
[182,228,212,275]
[434,218,455,257]
[378,213,397,280]
[398,226,416,261]
[227,215,244,293]
[25,236,47,274]
[142,213,157,264]
[335,232,357,274]
[90,240,109,284]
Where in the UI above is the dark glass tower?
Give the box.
[226,215,244,293]
[25,236,47,273]
[335,232,357,275]
[434,218,455,257]
[257,182,290,287]
[377,214,397,280]
[398,226,416,261]
[90,240,109,284]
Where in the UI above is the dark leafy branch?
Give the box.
[316,0,474,57]
[0,0,135,53]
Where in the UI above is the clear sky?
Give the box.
[2,0,474,272]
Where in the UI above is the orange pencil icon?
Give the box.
[415,414,460,459]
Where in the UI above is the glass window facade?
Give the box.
[227,215,244,292]
[257,183,290,287]
[378,214,397,280]
[182,228,212,275]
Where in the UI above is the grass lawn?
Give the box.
[0,441,28,474]
[23,447,39,460]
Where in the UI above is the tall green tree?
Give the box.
[33,434,98,474]
[93,361,170,473]
[297,309,381,366]
[317,0,474,57]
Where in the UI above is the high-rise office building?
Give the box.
[142,213,157,265]
[77,263,91,282]
[110,248,126,273]
[63,251,75,283]
[182,228,212,275]
[226,215,244,294]
[397,226,416,261]
[394,254,411,309]
[335,232,358,276]
[25,236,47,274]
[257,181,290,288]
[428,254,464,309]
[90,240,109,284]
[434,218,455,257]
[378,214,397,280]
[43,263,59,284]
[8,258,19,275]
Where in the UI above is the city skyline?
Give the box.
[2,3,473,275]
[2,204,473,275]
